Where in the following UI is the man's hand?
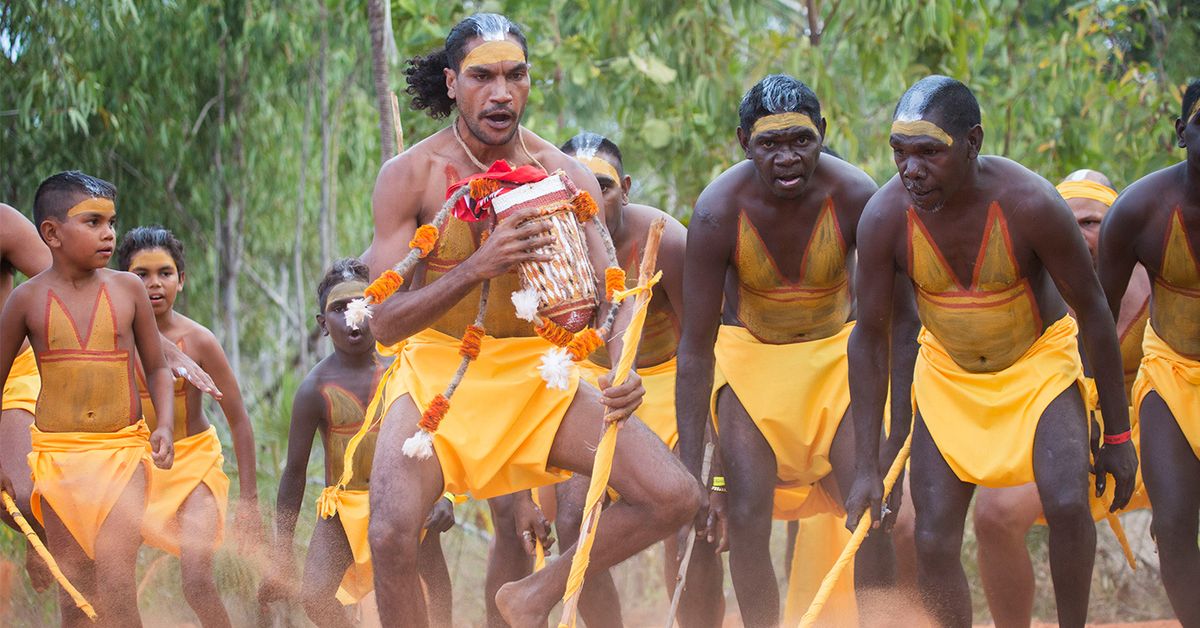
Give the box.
[161,342,222,400]
[876,434,907,532]
[703,490,729,553]
[150,428,175,469]
[0,469,16,529]
[513,492,553,556]
[234,497,263,547]
[598,371,645,424]
[424,497,456,534]
[844,469,883,533]
[465,206,555,280]
[1095,439,1139,511]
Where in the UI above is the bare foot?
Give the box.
[25,543,53,592]
[495,577,551,628]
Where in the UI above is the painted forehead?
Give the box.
[129,248,178,269]
[1188,98,1200,125]
[459,16,525,72]
[66,196,116,217]
[325,280,367,311]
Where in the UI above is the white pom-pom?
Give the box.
[539,348,573,390]
[402,430,435,459]
[345,298,374,330]
[511,288,541,323]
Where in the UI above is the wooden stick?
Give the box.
[799,435,911,628]
[2,492,96,620]
[663,441,714,627]
[557,218,666,628]
[390,91,404,152]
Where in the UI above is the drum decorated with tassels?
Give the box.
[492,172,598,332]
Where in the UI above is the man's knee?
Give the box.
[648,468,701,529]
[368,516,421,567]
[914,521,961,565]
[973,493,1033,541]
[1038,486,1090,528]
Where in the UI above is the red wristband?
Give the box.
[1103,430,1132,445]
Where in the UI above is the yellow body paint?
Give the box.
[459,40,525,70]
[750,113,818,139]
[890,120,954,146]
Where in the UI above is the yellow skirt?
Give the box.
[579,356,678,449]
[367,328,574,499]
[1132,322,1200,461]
[915,316,1084,488]
[2,346,40,414]
[29,420,151,559]
[142,426,230,556]
[712,323,852,519]
[327,490,373,605]
[782,514,858,627]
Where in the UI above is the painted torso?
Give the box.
[907,202,1043,372]
[1150,207,1200,358]
[320,366,384,490]
[36,284,138,431]
[588,240,678,368]
[136,339,193,441]
[729,197,852,344]
[421,216,533,338]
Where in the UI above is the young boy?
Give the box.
[262,258,455,627]
[0,171,175,627]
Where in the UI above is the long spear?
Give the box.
[557,218,666,628]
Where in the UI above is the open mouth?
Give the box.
[148,294,166,304]
[347,328,363,341]
[482,110,514,130]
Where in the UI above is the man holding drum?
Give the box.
[361,13,700,627]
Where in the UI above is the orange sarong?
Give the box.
[579,356,678,449]
[141,426,230,556]
[29,420,152,559]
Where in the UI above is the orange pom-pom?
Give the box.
[419,394,450,432]
[410,224,439,258]
[572,191,599,223]
[566,327,604,361]
[535,319,574,347]
[460,325,485,360]
[365,270,404,303]
[604,266,626,301]
[479,230,490,245]
[470,178,502,200]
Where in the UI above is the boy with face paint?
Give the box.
[555,132,726,627]
[365,13,699,626]
[261,258,455,627]
[677,74,916,627]
[1098,79,1200,626]
[966,169,1152,628]
[0,171,176,626]
[846,76,1138,627]
[114,226,260,628]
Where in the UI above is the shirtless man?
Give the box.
[362,13,699,627]
[677,74,915,627]
[971,169,1152,627]
[847,75,1138,627]
[1098,79,1200,626]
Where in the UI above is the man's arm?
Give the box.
[263,378,322,600]
[0,286,31,390]
[1021,188,1138,509]
[126,275,174,469]
[366,156,555,345]
[0,204,51,278]
[844,197,900,529]
[193,330,259,532]
[1097,193,1143,324]
[675,197,734,482]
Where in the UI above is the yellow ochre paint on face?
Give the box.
[1055,180,1117,207]
[459,40,526,71]
[580,156,620,184]
[890,120,954,146]
[66,197,116,218]
[325,281,368,312]
[129,250,177,275]
[750,113,818,140]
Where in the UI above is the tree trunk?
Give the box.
[367,0,396,161]
[294,74,314,368]
[319,0,332,267]
[805,0,821,46]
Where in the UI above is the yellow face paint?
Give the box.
[66,197,116,218]
[459,40,526,71]
[326,280,367,311]
[1055,180,1117,207]
[749,113,818,139]
[128,249,177,275]
[580,156,620,184]
[1188,98,1200,125]
[890,120,955,146]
